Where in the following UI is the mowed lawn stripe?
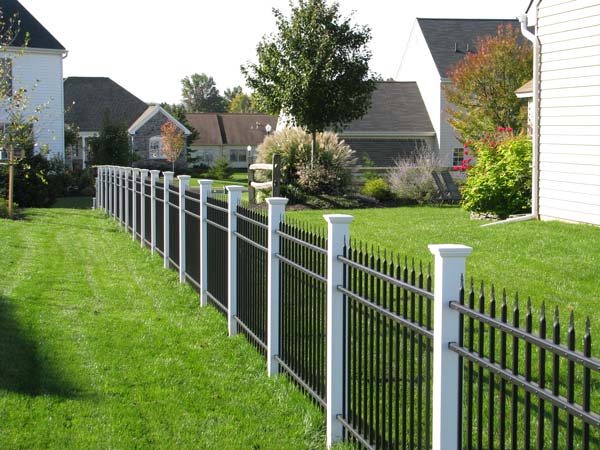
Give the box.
[0,208,324,450]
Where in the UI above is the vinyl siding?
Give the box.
[537,0,600,225]
[0,49,65,159]
[396,23,442,154]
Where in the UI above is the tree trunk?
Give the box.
[311,130,316,169]
[8,144,14,218]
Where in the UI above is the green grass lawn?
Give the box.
[289,206,600,334]
[0,206,325,449]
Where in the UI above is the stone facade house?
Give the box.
[64,76,148,168]
[129,105,191,167]
[0,0,66,160]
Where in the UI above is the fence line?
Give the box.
[96,165,599,450]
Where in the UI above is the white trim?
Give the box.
[339,131,436,138]
[2,46,66,56]
[516,91,534,98]
[128,105,192,135]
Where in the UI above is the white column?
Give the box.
[82,136,87,169]
[324,214,354,448]
[163,171,174,269]
[118,168,124,226]
[226,185,244,336]
[150,170,160,255]
[131,169,139,240]
[178,175,191,282]
[139,169,149,248]
[124,168,131,230]
[428,244,473,450]
[266,197,288,376]
[198,179,213,306]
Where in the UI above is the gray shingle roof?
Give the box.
[417,18,521,78]
[64,77,148,132]
[185,113,278,146]
[342,82,434,134]
[1,0,65,50]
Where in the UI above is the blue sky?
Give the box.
[20,0,532,104]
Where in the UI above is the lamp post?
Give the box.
[247,145,253,166]
[265,123,272,135]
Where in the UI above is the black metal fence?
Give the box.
[185,189,201,290]
[235,203,268,352]
[276,220,328,406]
[168,186,179,269]
[206,195,228,315]
[155,182,164,255]
[339,244,434,450]
[451,280,600,450]
[97,166,599,450]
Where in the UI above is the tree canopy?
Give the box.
[181,73,226,113]
[443,24,533,143]
[242,0,377,138]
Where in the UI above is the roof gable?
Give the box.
[342,82,434,135]
[1,0,65,50]
[128,105,191,135]
[417,18,521,78]
[65,77,148,131]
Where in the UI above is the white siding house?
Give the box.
[528,0,600,225]
[0,0,67,160]
[5,48,66,159]
[397,18,521,167]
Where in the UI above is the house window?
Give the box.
[229,149,247,162]
[149,136,164,159]
[452,148,464,167]
[0,58,12,96]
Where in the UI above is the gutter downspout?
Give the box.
[519,13,541,220]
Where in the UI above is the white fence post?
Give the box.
[150,170,160,255]
[163,171,174,269]
[428,244,473,450]
[118,168,124,226]
[124,168,130,230]
[178,175,191,283]
[198,179,213,307]
[324,213,354,448]
[97,167,103,210]
[131,169,139,240]
[226,185,244,337]
[266,197,288,376]
[139,169,149,248]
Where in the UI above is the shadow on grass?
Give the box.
[0,296,79,398]
[52,197,93,209]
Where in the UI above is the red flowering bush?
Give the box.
[461,130,532,218]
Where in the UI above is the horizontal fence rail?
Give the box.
[95,165,600,450]
[340,244,434,450]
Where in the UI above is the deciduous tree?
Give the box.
[181,73,226,113]
[242,0,377,165]
[160,121,185,172]
[443,25,532,143]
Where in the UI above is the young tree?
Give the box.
[181,73,226,113]
[443,24,533,143]
[160,120,185,172]
[229,92,253,113]
[224,85,243,108]
[242,0,377,165]
[87,116,130,166]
